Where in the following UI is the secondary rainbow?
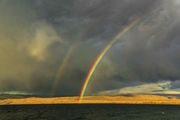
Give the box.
[79,18,140,102]
[51,44,79,96]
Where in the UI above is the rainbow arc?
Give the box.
[79,18,140,102]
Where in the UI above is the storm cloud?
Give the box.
[0,0,179,96]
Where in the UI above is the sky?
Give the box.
[0,0,180,96]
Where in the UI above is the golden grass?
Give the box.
[0,95,180,105]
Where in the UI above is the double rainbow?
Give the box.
[79,18,140,102]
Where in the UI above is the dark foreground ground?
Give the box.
[0,104,180,120]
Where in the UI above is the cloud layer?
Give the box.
[0,0,180,96]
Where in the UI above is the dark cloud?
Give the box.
[0,0,179,96]
[86,0,180,94]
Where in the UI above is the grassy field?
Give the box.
[0,95,180,105]
[0,104,180,120]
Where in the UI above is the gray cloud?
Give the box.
[86,0,180,95]
[0,0,179,96]
[97,81,171,95]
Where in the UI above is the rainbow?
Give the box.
[79,18,140,102]
[51,44,79,96]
